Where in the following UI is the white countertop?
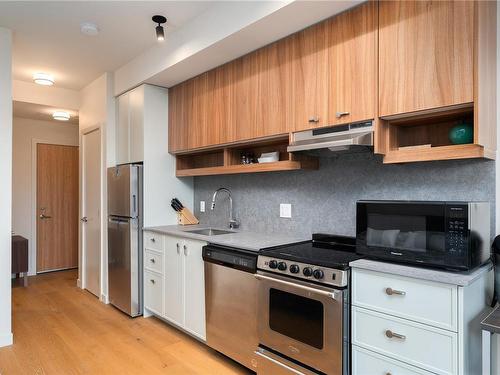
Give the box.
[143,224,308,252]
[349,258,493,286]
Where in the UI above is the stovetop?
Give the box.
[260,233,363,270]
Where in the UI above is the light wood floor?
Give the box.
[0,270,252,375]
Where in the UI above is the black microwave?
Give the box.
[356,200,490,271]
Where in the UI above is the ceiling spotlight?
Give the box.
[33,72,54,86]
[80,22,99,36]
[53,111,70,121]
[152,15,167,42]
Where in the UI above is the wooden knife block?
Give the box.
[177,207,199,225]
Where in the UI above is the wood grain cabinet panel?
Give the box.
[327,1,377,126]
[379,0,474,117]
[290,21,329,131]
[168,83,189,153]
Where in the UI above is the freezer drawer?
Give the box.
[107,165,140,218]
[108,216,142,317]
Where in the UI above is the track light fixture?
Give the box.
[152,15,166,42]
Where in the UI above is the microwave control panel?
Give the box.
[446,204,468,254]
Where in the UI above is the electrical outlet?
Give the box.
[200,201,206,213]
[280,203,292,218]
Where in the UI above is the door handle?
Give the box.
[81,217,88,223]
[39,214,52,219]
[254,273,339,300]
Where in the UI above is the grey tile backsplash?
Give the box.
[193,153,495,239]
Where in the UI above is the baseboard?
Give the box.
[77,278,82,288]
[0,332,13,347]
[100,294,109,304]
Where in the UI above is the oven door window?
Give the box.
[268,288,324,349]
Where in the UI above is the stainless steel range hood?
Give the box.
[287,121,373,155]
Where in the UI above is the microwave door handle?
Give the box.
[254,273,339,300]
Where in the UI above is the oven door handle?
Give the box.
[254,273,339,300]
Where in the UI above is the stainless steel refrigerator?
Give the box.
[107,164,143,317]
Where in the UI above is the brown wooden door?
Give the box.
[327,1,377,126]
[37,143,79,272]
[379,0,474,117]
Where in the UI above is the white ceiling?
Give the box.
[0,1,217,90]
[13,101,79,125]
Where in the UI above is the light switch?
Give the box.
[200,201,206,213]
[280,203,292,218]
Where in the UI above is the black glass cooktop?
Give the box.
[260,233,363,270]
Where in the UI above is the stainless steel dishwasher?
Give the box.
[202,244,259,371]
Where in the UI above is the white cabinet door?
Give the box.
[183,239,206,341]
[164,236,184,327]
[116,93,130,165]
[144,270,164,316]
[128,86,144,163]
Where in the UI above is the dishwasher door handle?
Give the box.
[254,273,339,300]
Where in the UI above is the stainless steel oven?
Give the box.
[255,270,348,375]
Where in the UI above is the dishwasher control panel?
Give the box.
[202,245,258,273]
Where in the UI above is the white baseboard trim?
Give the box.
[77,278,82,288]
[0,332,13,347]
[100,294,109,304]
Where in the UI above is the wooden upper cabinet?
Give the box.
[290,21,329,131]
[327,1,377,125]
[379,0,474,118]
[168,83,188,153]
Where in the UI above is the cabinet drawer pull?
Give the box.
[385,287,406,296]
[335,111,350,118]
[149,258,155,263]
[385,330,405,340]
[386,373,392,375]
[176,243,180,254]
[308,116,320,123]
[150,279,155,284]
[150,238,156,243]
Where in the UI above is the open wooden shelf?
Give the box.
[383,144,485,164]
[175,138,318,177]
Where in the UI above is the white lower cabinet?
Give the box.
[144,270,163,316]
[352,346,434,375]
[143,231,207,341]
[351,267,492,375]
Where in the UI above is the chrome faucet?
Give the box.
[211,188,240,229]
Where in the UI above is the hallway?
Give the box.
[0,271,250,374]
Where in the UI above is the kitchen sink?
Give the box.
[185,228,235,236]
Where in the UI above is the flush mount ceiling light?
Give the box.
[33,72,54,86]
[152,15,167,42]
[52,111,70,121]
[80,22,99,36]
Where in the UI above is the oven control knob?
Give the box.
[290,264,300,274]
[268,260,278,269]
[303,267,313,277]
[277,262,287,271]
[313,269,324,280]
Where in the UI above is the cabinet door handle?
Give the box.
[386,287,406,296]
[335,111,350,118]
[176,243,180,254]
[150,238,156,243]
[149,258,155,264]
[385,330,405,340]
[150,279,155,285]
[183,244,188,256]
[308,116,320,123]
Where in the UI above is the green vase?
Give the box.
[449,123,473,145]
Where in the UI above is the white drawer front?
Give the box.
[352,345,434,375]
[144,249,163,274]
[144,270,163,316]
[352,268,457,331]
[352,307,457,375]
[144,231,164,251]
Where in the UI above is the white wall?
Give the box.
[11,117,79,276]
[13,80,80,110]
[0,27,13,348]
[78,72,115,302]
[142,85,193,228]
